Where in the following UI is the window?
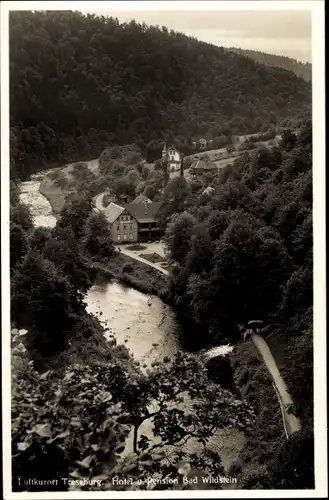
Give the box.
[123,225,126,230]
[117,224,120,230]
[117,234,121,241]
[123,234,127,240]
[130,233,134,240]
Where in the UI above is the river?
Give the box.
[19,169,245,474]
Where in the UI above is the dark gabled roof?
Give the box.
[125,201,162,223]
[190,159,217,171]
[132,194,153,204]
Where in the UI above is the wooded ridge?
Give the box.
[10,10,311,180]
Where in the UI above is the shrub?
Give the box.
[11,328,134,491]
[122,263,134,274]
[126,244,147,251]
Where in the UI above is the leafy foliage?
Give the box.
[11,252,84,358]
[57,194,92,239]
[82,212,115,261]
[264,429,314,489]
[158,178,192,226]
[10,223,29,271]
[12,327,254,491]
[10,203,34,231]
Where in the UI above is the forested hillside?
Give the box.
[164,120,313,420]
[10,10,311,180]
[228,48,311,82]
[163,120,313,487]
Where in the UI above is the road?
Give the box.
[94,192,106,211]
[116,246,169,276]
[251,333,301,437]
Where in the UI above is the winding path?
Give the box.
[251,333,301,437]
[93,192,106,212]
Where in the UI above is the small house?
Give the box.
[190,159,218,177]
[103,202,139,243]
[103,200,163,243]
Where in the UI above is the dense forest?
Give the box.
[165,121,312,385]
[228,47,312,82]
[161,120,313,487]
[10,10,311,180]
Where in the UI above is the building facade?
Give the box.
[103,201,163,243]
[162,144,181,171]
[103,203,139,243]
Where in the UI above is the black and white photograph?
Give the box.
[1,0,326,497]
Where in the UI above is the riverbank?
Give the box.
[84,253,169,301]
[39,173,64,216]
[39,164,77,215]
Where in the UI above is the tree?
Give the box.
[10,203,33,231]
[11,339,254,492]
[71,162,94,183]
[11,347,134,491]
[280,129,298,151]
[43,226,90,293]
[126,169,140,184]
[185,224,213,274]
[11,252,83,358]
[29,227,52,253]
[54,170,69,189]
[82,212,115,261]
[206,210,230,241]
[10,223,29,271]
[10,180,20,206]
[291,213,312,266]
[265,430,314,489]
[280,266,312,323]
[154,159,164,171]
[112,177,136,201]
[211,220,293,324]
[112,353,254,471]
[164,212,197,265]
[144,185,156,200]
[159,177,191,224]
[141,165,151,180]
[58,195,92,239]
